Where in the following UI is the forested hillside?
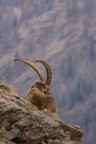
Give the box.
[0,0,96,143]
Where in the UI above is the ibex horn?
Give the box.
[14,58,44,82]
[35,59,52,86]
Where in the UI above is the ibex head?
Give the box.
[14,58,52,95]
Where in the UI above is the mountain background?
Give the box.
[0,0,96,143]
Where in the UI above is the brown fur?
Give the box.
[27,82,56,112]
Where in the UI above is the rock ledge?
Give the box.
[0,81,83,144]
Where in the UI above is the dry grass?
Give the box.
[0,80,18,96]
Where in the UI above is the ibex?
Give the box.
[15,58,56,113]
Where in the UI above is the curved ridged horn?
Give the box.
[35,59,52,86]
[14,58,44,82]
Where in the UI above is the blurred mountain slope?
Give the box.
[0,0,96,143]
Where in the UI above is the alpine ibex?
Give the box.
[15,58,56,113]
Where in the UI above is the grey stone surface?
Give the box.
[0,92,83,144]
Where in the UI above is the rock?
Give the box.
[0,81,83,144]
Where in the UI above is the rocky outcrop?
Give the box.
[0,82,83,144]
